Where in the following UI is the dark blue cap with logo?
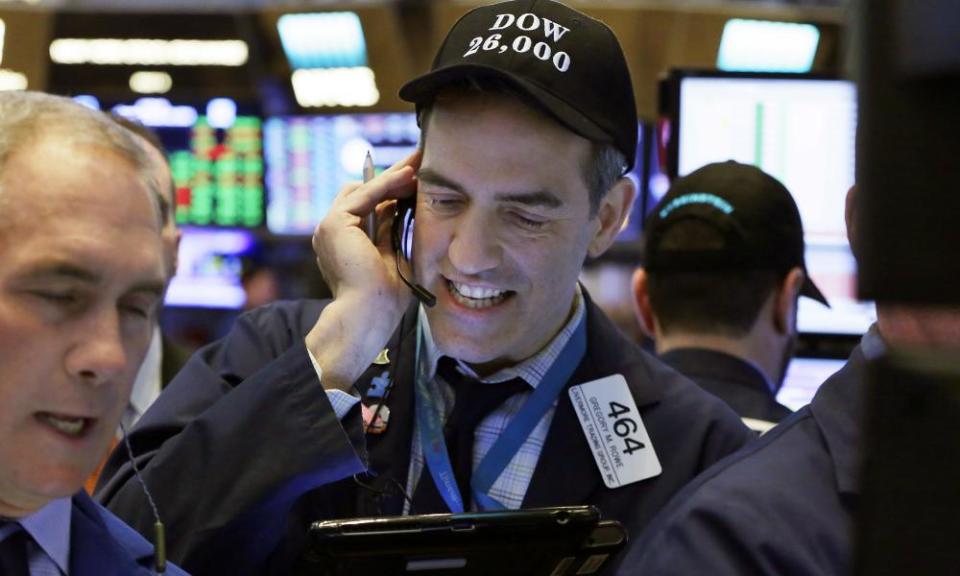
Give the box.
[645,161,829,306]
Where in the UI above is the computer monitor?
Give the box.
[164,228,257,309]
[776,356,847,411]
[264,113,421,235]
[110,97,266,229]
[163,116,265,229]
[665,70,875,335]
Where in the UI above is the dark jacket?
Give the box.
[661,348,792,431]
[69,491,189,575]
[98,295,751,575]
[618,329,874,575]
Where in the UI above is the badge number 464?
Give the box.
[569,375,662,489]
[607,400,646,456]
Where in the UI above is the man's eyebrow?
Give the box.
[20,262,101,284]
[417,168,563,209]
[127,280,167,299]
[494,190,563,209]
[20,261,166,297]
[416,168,465,193]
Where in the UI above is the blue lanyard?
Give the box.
[414,315,587,513]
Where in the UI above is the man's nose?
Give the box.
[447,210,502,276]
[64,309,128,387]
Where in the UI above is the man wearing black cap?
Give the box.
[97,1,750,574]
[632,161,830,432]
[616,184,960,576]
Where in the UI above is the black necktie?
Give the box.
[0,523,30,576]
[412,357,529,513]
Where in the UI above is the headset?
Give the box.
[390,196,436,307]
[118,422,167,574]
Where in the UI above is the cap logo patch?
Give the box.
[659,193,734,219]
[461,12,572,73]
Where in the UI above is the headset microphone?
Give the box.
[119,422,167,574]
[395,253,436,307]
[391,198,436,307]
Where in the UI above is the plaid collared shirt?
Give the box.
[404,286,586,512]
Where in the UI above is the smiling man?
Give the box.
[0,91,186,575]
[98,1,751,574]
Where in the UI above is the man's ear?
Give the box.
[588,176,636,258]
[631,267,657,339]
[774,267,805,334]
[844,184,860,260]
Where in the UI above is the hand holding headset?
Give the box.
[362,150,435,308]
[390,195,436,307]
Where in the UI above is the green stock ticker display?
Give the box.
[171,116,265,228]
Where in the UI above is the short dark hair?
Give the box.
[416,76,627,215]
[646,219,782,337]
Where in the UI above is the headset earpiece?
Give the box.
[391,196,416,261]
[391,195,436,307]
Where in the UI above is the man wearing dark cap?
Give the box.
[632,161,830,432]
[98,1,750,574]
[616,184,960,576]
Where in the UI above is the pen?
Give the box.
[363,151,377,241]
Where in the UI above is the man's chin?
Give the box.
[434,336,509,370]
[1,456,102,514]
[9,468,87,510]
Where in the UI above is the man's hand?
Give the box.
[306,150,421,391]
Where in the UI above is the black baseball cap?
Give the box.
[399,0,637,171]
[644,161,829,306]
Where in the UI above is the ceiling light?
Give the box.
[112,98,198,128]
[278,12,367,70]
[0,69,27,91]
[129,71,173,94]
[718,19,820,73]
[206,97,237,129]
[50,39,248,67]
[291,67,380,107]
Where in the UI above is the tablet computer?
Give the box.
[293,505,626,575]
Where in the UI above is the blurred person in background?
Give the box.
[107,114,190,430]
[82,116,192,495]
[632,161,830,433]
[617,184,960,575]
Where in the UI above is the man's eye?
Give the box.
[121,305,151,319]
[33,291,76,305]
[426,197,463,211]
[121,299,159,319]
[510,212,548,231]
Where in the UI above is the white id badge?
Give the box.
[569,375,662,488]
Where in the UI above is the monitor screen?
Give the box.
[264,113,421,235]
[670,71,875,335]
[776,356,847,411]
[162,116,265,229]
[108,98,266,228]
[164,228,256,309]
